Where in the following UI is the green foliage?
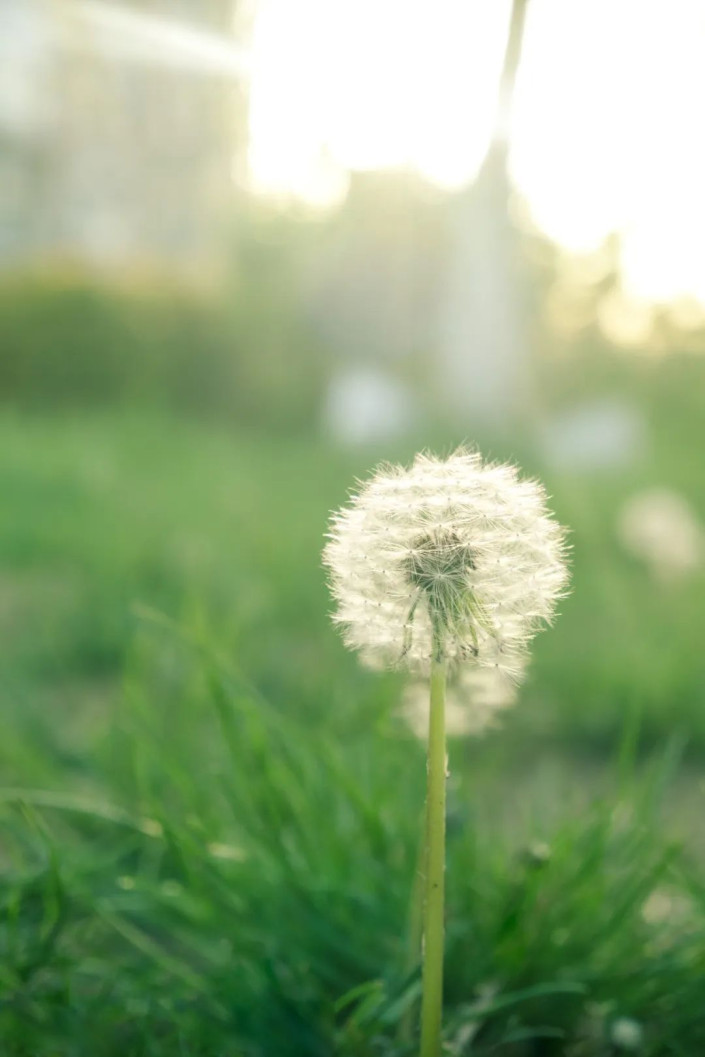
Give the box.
[0,262,326,433]
[2,401,705,1054]
[1,626,704,1055]
[2,403,705,758]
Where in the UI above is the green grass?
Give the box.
[2,404,705,760]
[3,633,705,1055]
[2,402,705,1054]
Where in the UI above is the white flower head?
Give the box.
[609,1017,644,1051]
[323,449,569,676]
[617,487,703,584]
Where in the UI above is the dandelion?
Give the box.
[641,885,693,927]
[324,450,567,677]
[610,1016,644,1051]
[323,449,568,1057]
[617,487,703,584]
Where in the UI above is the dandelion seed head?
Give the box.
[609,1017,644,1051]
[617,487,703,583]
[323,449,569,674]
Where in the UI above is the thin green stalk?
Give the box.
[419,649,447,1057]
[398,805,426,1044]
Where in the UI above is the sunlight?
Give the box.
[511,0,705,305]
[247,0,705,306]
[63,0,248,74]
[247,0,513,204]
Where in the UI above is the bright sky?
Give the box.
[247,0,705,307]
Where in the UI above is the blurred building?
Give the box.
[0,0,246,272]
[438,144,530,425]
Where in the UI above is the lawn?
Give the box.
[1,398,705,1055]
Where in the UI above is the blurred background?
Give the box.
[3,0,705,751]
[2,2,705,1049]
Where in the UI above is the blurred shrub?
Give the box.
[0,263,326,433]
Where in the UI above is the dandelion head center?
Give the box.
[403,528,476,604]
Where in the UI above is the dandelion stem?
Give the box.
[419,646,446,1057]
